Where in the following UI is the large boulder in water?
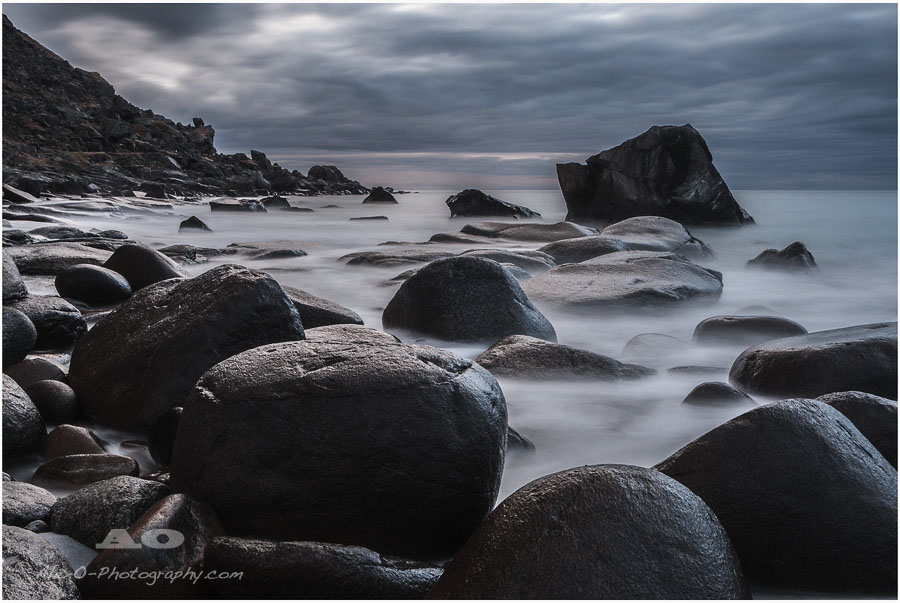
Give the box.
[538,235,629,264]
[3,248,28,302]
[729,322,897,399]
[382,256,556,343]
[281,285,364,328]
[428,464,749,599]
[2,525,80,600]
[693,314,808,346]
[747,241,817,272]
[816,391,897,468]
[102,243,187,290]
[55,264,132,305]
[557,124,753,226]
[600,216,714,258]
[2,375,45,458]
[68,264,305,430]
[446,189,540,218]
[6,295,87,349]
[2,307,36,367]
[170,339,507,560]
[458,220,593,242]
[363,186,398,203]
[656,399,897,591]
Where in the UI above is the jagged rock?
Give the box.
[445,189,540,218]
[178,216,212,232]
[55,264,132,305]
[6,295,87,349]
[2,525,80,600]
[42,425,106,459]
[2,374,45,457]
[26,380,79,423]
[2,481,56,527]
[557,124,753,225]
[3,248,28,302]
[681,382,755,406]
[6,242,112,275]
[3,308,37,367]
[600,216,714,258]
[816,391,897,467]
[102,243,186,290]
[2,183,40,204]
[363,187,398,203]
[281,285,364,329]
[747,242,818,272]
[4,357,68,389]
[538,235,630,264]
[31,454,139,489]
[693,315,808,346]
[260,194,289,208]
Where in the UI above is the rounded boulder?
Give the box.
[693,315,807,346]
[55,263,131,305]
[2,307,36,367]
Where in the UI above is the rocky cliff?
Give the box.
[2,15,367,198]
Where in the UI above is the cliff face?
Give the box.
[2,15,367,197]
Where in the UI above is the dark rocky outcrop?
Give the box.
[2,374,45,458]
[68,264,305,430]
[2,307,37,367]
[170,339,507,560]
[26,380,79,423]
[2,481,56,527]
[2,524,80,600]
[681,382,755,406]
[178,216,212,232]
[307,165,368,194]
[656,399,897,591]
[428,465,749,599]
[6,295,87,349]
[693,315,808,346]
[209,199,266,212]
[31,454,139,489]
[102,243,186,290]
[282,285,364,329]
[55,264,132,305]
[557,124,753,225]
[42,425,107,459]
[538,235,630,264]
[747,242,818,272]
[260,194,290,209]
[475,335,654,380]
[729,322,897,399]
[205,538,442,599]
[3,248,28,302]
[599,216,714,258]
[363,186,398,203]
[816,391,897,467]
[382,257,556,343]
[445,189,540,218]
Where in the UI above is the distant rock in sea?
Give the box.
[362,187,398,203]
[446,189,540,219]
[557,124,754,226]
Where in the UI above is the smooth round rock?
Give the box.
[458,221,594,242]
[31,454,139,489]
[3,248,28,302]
[4,357,68,389]
[6,241,112,275]
[26,380,79,423]
[816,391,897,467]
[2,374,46,457]
[693,315,808,346]
[538,235,630,264]
[148,407,182,466]
[458,249,556,274]
[55,263,131,305]
[2,525,80,599]
[382,256,556,344]
[2,481,57,527]
[428,465,749,599]
[170,339,507,560]
[2,307,37,367]
[303,324,399,344]
[6,295,87,349]
[682,382,756,406]
[656,399,897,591]
[102,242,186,290]
[621,332,693,365]
[282,285,364,329]
[42,425,106,459]
[600,216,714,258]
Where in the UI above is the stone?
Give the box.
[693,315,808,346]
[7,295,87,350]
[507,426,536,452]
[363,187,398,203]
[26,380,79,423]
[2,481,56,527]
[178,216,212,232]
[599,216,714,258]
[538,235,630,264]
[458,221,595,242]
[816,391,897,467]
[260,195,290,209]
[50,475,171,548]
[446,189,540,218]
[4,357,68,389]
[68,265,305,430]
[681,382,756,406]
[340,249,455,266]
[3,248,28,302]
[621,333,694,365]
[281,285,364,329]
[428,464,749,599]
[170,339,507,560]
[3,182,40,204]
[747,242,817,272]
[205,538,442,599]
[102,243,187,290]
[729,322,897,399]
[2,375,45,457]
[303,324,399,344]
[42,425,106,459]
[148,407,182,466]
[2,525,80,600]
[31,454,140,489]
[656,399,897,591]
[209,199,266,212]
[350,215,388,221]
[458,249,556,274]
[6,242,112,275]
[382,257,556,343]
[24,520,50,533]
[55,263,132,305]
[557,124,753,225]
[475,335,654,380]
[3,307,37,367]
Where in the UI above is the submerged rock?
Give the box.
[178,216,212,232]
[693,314,807,346]
[4,357,68,389]
[458,249,556,274]
[32,453,139,489]
[209,199,266,212]
[621,333,694,365]
[55,264,132,305]
[2,307,37,367]
[747,241,817,272]
[446,189,540,218]
[681,382,755,406]
[2,525,80,600]
[506,426,536,452]
[341,249,454,266]
[363,186,398,203]
[281,285,364,329]
[303,324,399,345]
[816,391,897,467]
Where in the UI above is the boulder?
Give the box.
[747,242,817,272]
[458,249,556,274]
[475,335,654,380]
[3,182,40,204]
[599,216,714,258]
[170,339,507,560]
[729,322,897,399]
[341,249,455,266]
[622,333,694,365]
[50,475,171,548]
[656,399,897,591]
[205,538,442,599]
[55,263,132,305]
[6,242,112,275]
[148,407,182,466]
[4,357,68,389]
[681,382,755,406]
[428,465,749,599]
[2,481,57,527]
[507,426,536,452]
[522,251,723,311]
[538,235,630,264]
[6,295,87,349]
[459,221,595,242]
[816,391,897,467]
[68,265,305,430]
[281,285,364,328]
[260,194,290,209]
[3,248,28,302]
[178,216,212,232]
[693,315,808,346]
[3,307,37,367]
[2,525,80,600]
[42,425,106,459]
[446,189,540,218]
[557,124,753,225]
[102,243,187,290]
[304,324,399,345]
[382,257,556,343]
[209,199,266,212]
[31,454,139,489]
[363,187,398,203]
[26,380,79,423]
[2,375,45,457]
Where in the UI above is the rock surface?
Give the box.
[31,454,139,489]
[6,242,112,275]
[693,315,807,345]
[42,425,106,459]
[747,242,817,272]
[2,524,80,600]
[4,357,68,389]
[458,220,594,242]
[2,480,57,527]
[6,295,87,349]
[363,186,398,203]
[2,374,46,457]
[538,235,630,264]
[26,380,79,423]
[303,324,400,345]
[3,248,28,302]
[148,407,182,466]
[178,216,212,232]
[599,216,714,258]
[2,307,37,367]
[446,189,540,218]
[816,391,898,467]
[101,243,186,290]
[55,263,132,305]
[282,285,364,329]
[682,382,755,406]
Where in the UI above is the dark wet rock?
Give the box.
[2,481,56,527]
[557,124,753,226]
[303,324,400,344]
[522,251,723,312]
[340,248,454,266]
[3,248,28,302]
[622,333,694,365]
[693,315,808,346]
[667,365,729,377]
[55,263,132,305]
[42,425,106,459]
[307,165,368,194]
[656,399,897,591]
[260,194,290,209]
[507,426,536,452]
[3,182,40,204]
[170,339,507,560]
[7,295,87,349]
[458,249,556,274]
[69,264,305,430]
[140,182,168,199]
[157,244,229,262]
[2,525,80,600]
[3,307,37,367]
[538,235,630,264]
[6,242,112,275]
[3,228,37,246]
[446,189,540,218]
[26,380,79,423]
[102,243,187,290]
[24,519,51,533]
[458,220,595,242]
[283,206,314,212]
[383,256,556,343]
[363,186,398,203]
[253,248,307,260]
[2,375,45,457]
[50,475,171,548]
[682,382,755,406]
[350,215,389,221]
[729,322,897,399]
[747,242,817,272]
[600,216,714,258]
[209,199,267,212]
[282,285,364,329]
[475,335,654,380]
[29,225,96,240]
[4,357,68,389]
[429,464,749,599]
[148,407,182,466]
[81,494,224,598]
[816,391,898,467]
[31,454,139,489]
[206,537,442,599]
[178,216,212,232]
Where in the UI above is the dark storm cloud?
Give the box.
[3,3,896,189]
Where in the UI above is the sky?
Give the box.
[3,3,897,190]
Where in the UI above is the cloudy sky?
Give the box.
[4,3,897,189]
